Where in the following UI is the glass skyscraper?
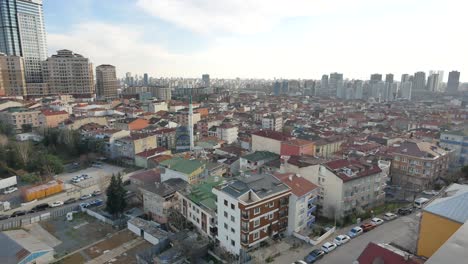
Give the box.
[0,0,47,83]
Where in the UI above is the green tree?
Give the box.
[106,174,127,218]
[0,122,14,136]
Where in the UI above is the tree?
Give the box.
[106,174,127,218]
[0,122,14,137]
[41,154,64,176]
[12,142,33,168]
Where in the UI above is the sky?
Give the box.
[44,0,467,81]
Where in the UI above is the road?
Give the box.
[272,213,420,264]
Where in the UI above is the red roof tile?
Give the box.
[275,173,318,197]
[357,242,425,264]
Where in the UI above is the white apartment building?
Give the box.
[216,124,238,144]
[440,130,468,166]
[262,114,283,131]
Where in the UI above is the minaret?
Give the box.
[188,94,194,151]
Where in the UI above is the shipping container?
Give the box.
[22,180,64,202]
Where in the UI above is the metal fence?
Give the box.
[0,204,80,231]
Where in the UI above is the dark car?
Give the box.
[360,223,376,232]
[398,207,413,215]
[10,210,27,217]
[92,190,101,196]
[30,203,50,212]
[304,249,325,263]
[64,197,77,204]
[0,215,9,220]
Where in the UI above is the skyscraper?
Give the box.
[370,74,383,83]
[412,71,426,91]
[320,74,328,96]
[42,50,94,95]
[385,74,394,83]
[447,71,460,94]
[96,64,119,99]
[143,73,149,86]
[426,73,440,92]
[0,0,47,83]
[329,72,343,98]
[202,74,210,87]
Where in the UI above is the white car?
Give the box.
[371,217,384,226]
[321,242,338,253]
[422,190,439,196]
[347,226,363,238]
[3,187,18,194]
[383,212,398,221]
[292,261,307,264]
[49,201,63,207]
[333,234,351,246]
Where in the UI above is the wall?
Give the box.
[213,188,241,255]
[252,134,281,154]
[417,211,462,258]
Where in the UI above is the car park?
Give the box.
[398,207,413,215]
[49,201,64,207]
[333,234,351,246]
[10,210,27,217]
[383,212,398,221]
[360,223,376,232]
[304,249,325,263]
[321,242,337,253]
[64,197,77,204]
[347,226,363,238]
[80,194,92,200]
[371,217,384,226]
[3,187,18,194]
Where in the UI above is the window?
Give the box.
[231,240,235,246]
[231,203,235,210]
[224,200,228,206]
[231,215,235,223]
[269,202,274,208]
[224,211,228,218]
[231,227,235,233]
[253,231,260,240]
[254,207,260,215]
[224,223,228,229]
[269,213,274,220]
[254,219,260,227]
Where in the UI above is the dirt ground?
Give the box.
[108,240,153,264]
[40,212,116,257]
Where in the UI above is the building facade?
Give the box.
[216,124,238,144]
[439,130,468,166]
[0,107,40,130]
[0,53,26,96]
[96,64,119,99]
[262,114,283,132]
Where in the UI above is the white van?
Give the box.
[414,197,429,208]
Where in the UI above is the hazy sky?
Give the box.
[44,0,467,81]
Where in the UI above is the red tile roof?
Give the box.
[275,173,318,197]
[135,147,169,158]
[325,159,382,182]
[357,242,425,264]
[41,110,68,116]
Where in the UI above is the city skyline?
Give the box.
[43,0,467,81]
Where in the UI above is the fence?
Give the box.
[0,204,80,231]
[293,226,336,246]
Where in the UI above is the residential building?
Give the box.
[307,159,386,219]
[391,140,451,190]
[42,49,95,95]
[251,130,290,155]
[427,73,440,92]
[275,173,319,235]
[417,184,468,258]
[96,64,119,99]
[280,139,315,156]
[151,86,172,101]
[439,129,468,166]
[113,133,158,160]
[154,128,176,150]
[148,101,168,113]
[240,151,279,172]
[178,177,222,239]
[129,169,161,186]
[446,71,460,94]
[0,0,47,83]
[216,124,238,144]
[329,72,343,98]
[213,173,291,255]
[175,111,201,126]
[159,157,205,184]
[38,110,69,128]
[413,71,426,91]
[357,242,425,264]
[262,114,283,132]
[313,137,345,158]
[134,147,171,168]
[0,107,40,130]
[140,178,188,224]
[0,53,26,96]
[113,118,149,131]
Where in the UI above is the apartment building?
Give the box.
[280,139,315,156]
[38,110,69,128]
[216,124,238,144]
[391,140,451,190]
[96,64,119,99]
[42,50,95,95]
[306,159,387,219]
[262,114,283,132]
[175,111,201,126]
[0,53,26,96]
[439,130,468,166]
[240,151,279,172]
[251,130,291,155]
[0,107,40,130]
[275,173,319,235]
[213,173,291,255]
[113,118,149,131]
[159,157,205,184]
[113,133,157,160]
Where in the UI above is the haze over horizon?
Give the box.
[45,0,467,81]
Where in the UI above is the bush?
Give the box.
[21,173,41,184]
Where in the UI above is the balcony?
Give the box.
[308,196,318,205]
[280,198,289,207]
[307,215,316,226]
[241,223,249,232]
[307,204,317,214]
[241,211,249,220]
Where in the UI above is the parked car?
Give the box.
[293,261,308,264]
[3,187,18,194]
[398,207,413,215]
[321,242,337,253]
[360,223,376,232]
[80,194,92,200]
[89,199,103,207]
[49,201,64,208]
[347,226,363,238]
[64,197,77,204]
[10,210,27,217]
[333,234,351,246]
[383,212,398,221]
[81,174,90,179]
[80,202,90,208]
[0,215,9,220]
[371,217,384,226]
[304,249,325,263]
[30,203,49,212]
[422,190,439,196]
[414,197,430,209]
[92,190,101,196]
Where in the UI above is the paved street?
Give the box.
[271,213,420,264]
